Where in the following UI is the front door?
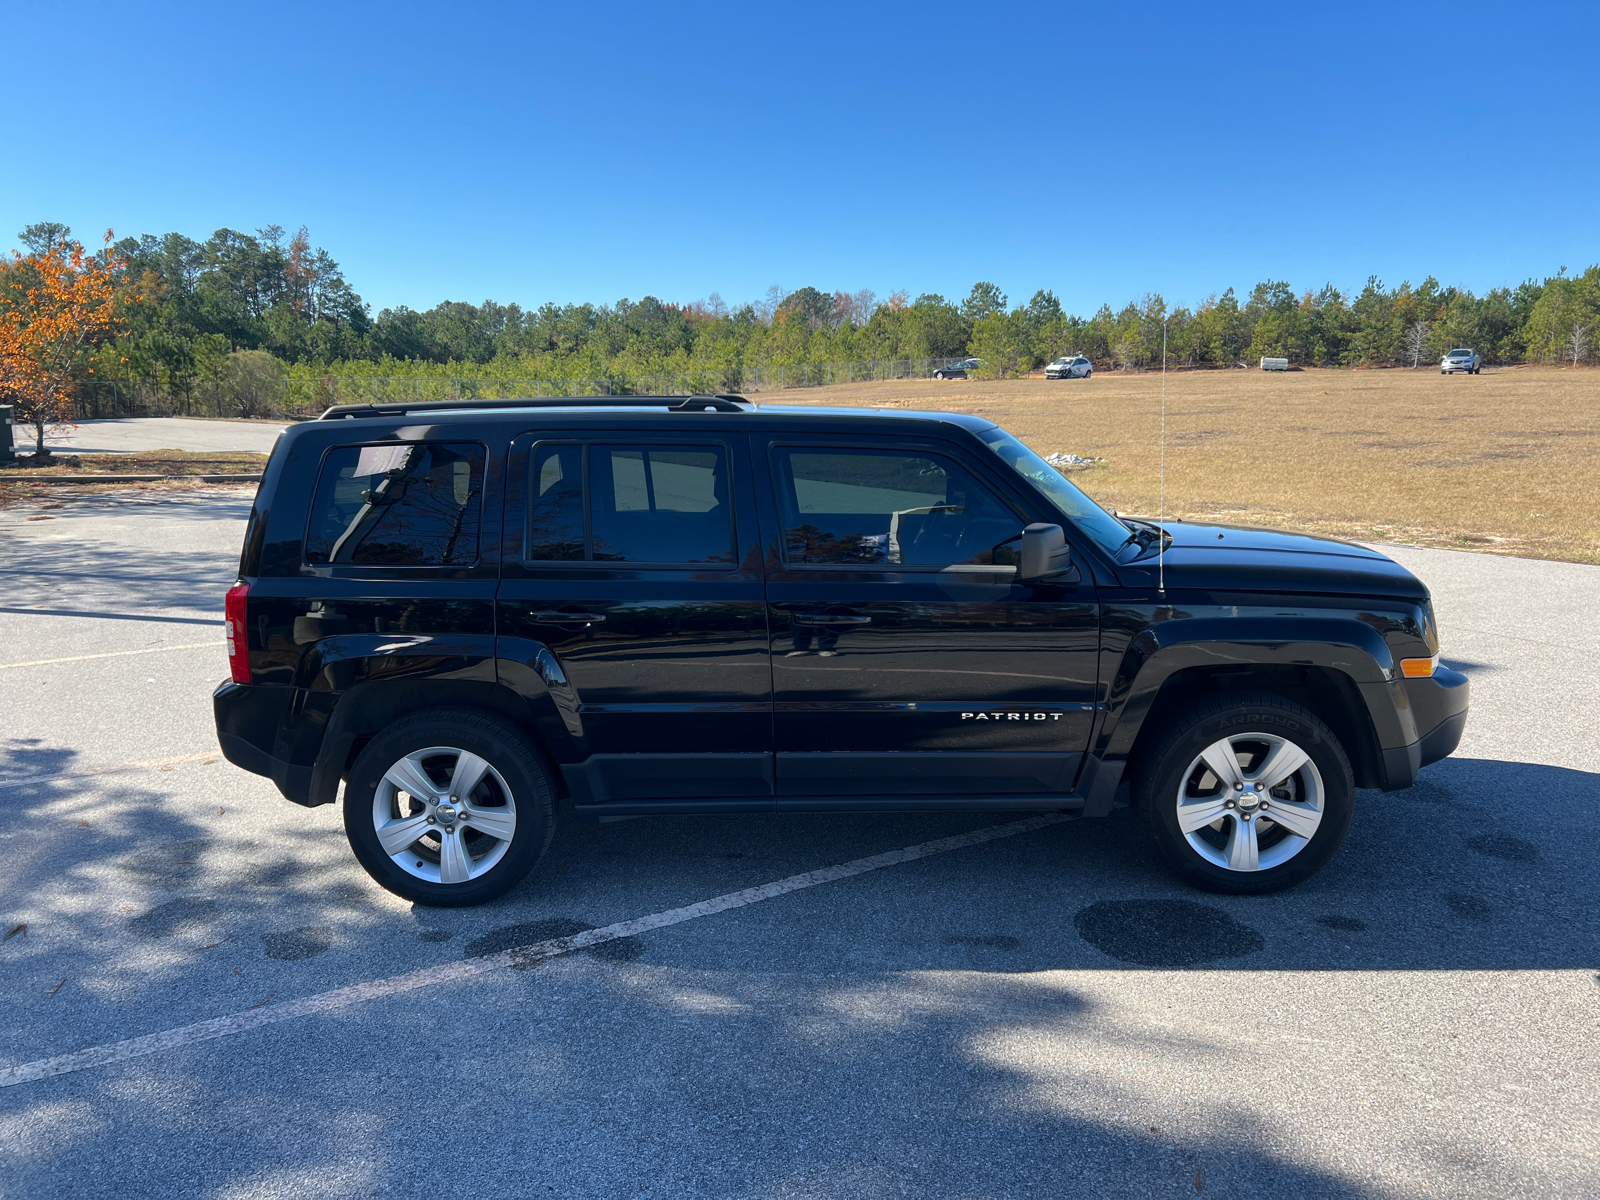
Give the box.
[496,431,771,808]
[753,433,1100,799]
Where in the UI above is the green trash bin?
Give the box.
[0,404,15,464]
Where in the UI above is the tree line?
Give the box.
[4,219,1598,439]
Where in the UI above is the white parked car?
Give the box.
[1441,348,1480,375]
[1046,354,1093,379]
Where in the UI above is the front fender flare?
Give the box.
[1096,615,1409,761]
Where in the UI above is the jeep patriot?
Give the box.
[213,396,1470,905]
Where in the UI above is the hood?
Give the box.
[1113,521,1428,599]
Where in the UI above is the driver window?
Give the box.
[773,447,1019,567]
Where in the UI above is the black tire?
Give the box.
[1135,693,1354,895]
[344,708,556,907]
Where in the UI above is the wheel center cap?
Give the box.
[435,803,458,824]
[1237,787,1262,810]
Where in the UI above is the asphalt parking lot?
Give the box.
[1,488,1596,1198]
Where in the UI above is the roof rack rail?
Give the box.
[316,394,751,420]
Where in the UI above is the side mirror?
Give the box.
[1019,523,1073,581]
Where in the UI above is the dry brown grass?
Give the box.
[2,449,268,475]
[0,451,268,507]
[763,365,1600,564]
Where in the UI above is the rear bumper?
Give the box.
[213,680,333,806]
[1379,666,1470,789]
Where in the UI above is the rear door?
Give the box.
[496,430,772,808]
[753,431,1100,800]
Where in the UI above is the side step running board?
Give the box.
[573,793,1085,822]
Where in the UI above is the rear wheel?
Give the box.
[344,709,555,907]
[1136,693,1354,894]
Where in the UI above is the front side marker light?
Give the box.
[1399,654,1439,678]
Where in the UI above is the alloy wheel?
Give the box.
[372,746,517,885]
[1174,732,1325,872]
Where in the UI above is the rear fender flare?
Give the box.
[306,657,582,807]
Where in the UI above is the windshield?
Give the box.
[1449,349,1472,356]
[976,426,1129,556]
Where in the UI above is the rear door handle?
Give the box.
[530,611,607,626]
[788,612,871,626]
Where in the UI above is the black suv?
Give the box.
[214,396,1469,906]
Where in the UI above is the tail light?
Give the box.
[225,582,251,683]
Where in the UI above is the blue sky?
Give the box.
[5,1,1596,316]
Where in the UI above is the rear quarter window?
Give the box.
[305,442,485,565]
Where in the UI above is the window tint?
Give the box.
[774,447,1021,567]
[591,446,732,563]
[525,442,734,565]
[306,443,483,566]
[527,443,585,560]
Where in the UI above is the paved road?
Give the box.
[0,491,1595,1198]
[42,417,288,454]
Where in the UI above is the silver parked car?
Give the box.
[1045,354,1093,380]
[1441,348,1480,375]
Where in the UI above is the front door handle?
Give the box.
[530,610,607,626]
[788,612,872,626]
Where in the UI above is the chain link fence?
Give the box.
[70,358,966,420]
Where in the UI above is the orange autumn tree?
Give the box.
[0,229,126,458]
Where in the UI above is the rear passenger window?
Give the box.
[528,444,585,560]
[526,443,734,565]
[773,447,1020,568]
[305,443,484,566]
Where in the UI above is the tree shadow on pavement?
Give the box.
[0,533,243,618]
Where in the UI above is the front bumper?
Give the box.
[1379,666,1470,789]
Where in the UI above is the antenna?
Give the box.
[1159,317,1168,597]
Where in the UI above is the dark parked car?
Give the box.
[215,396,1468,906]
[933,358,981,379]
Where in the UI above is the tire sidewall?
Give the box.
[1140,699,1354,894]
[344,712,553,907]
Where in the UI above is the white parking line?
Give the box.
[0,813,1068,1089]
[0,642,223,670]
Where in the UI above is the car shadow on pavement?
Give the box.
[1,751,1591,1197]
[513,754,1600,976]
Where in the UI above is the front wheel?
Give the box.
[344,709,555,907]
[1135,693,1354,894]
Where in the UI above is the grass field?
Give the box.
[2,371,1594,563]
[770,365,1600,565]
[0,450,269,505]
[1,450,268,475]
